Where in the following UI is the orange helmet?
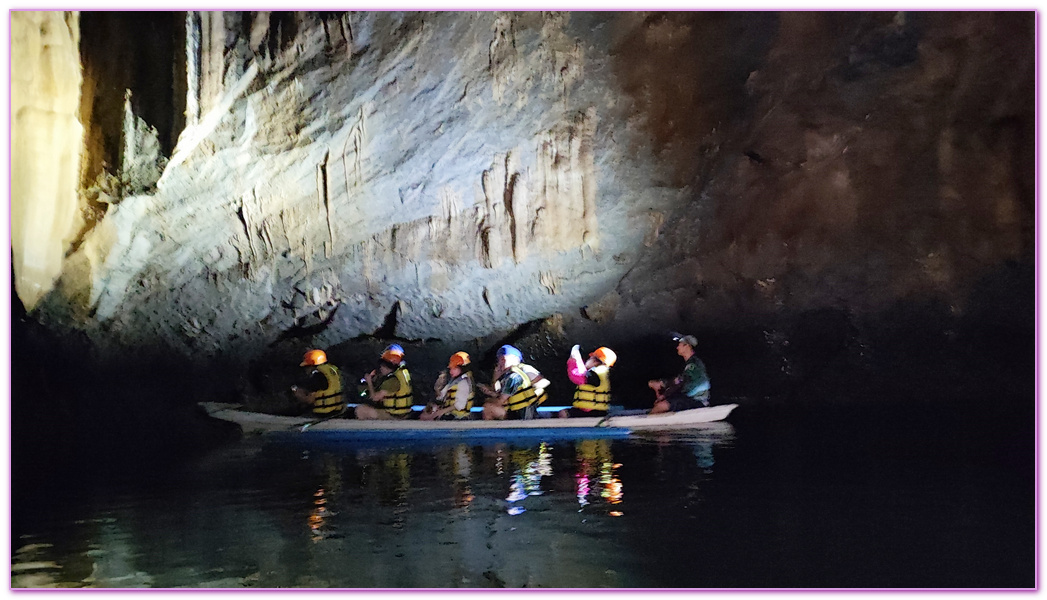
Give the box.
[448,351,470,369]
[380,349,404,366]
[590,347,617,367]
[300,349,328,366]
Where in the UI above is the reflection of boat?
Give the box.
[630,421,736,442]
[198,402,738,440]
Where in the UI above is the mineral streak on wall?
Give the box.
[11,11,85,311]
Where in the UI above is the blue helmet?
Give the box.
[497,345,523,361]
[384,343,404,355]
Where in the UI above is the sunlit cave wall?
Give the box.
[12,11,1036,411]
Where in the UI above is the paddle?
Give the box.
[594,406,647,427]
[299,406,348,431]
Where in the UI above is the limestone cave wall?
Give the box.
[9,11,1035,405]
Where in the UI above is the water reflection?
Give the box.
[636,423,736,473]
[431,443,476,509]
[693,442,714,472]
[14,511,157,588]
[573,439,624,515]
[308,455,342,542]
[358,451,412,532]
[360,452,411,505]
[504,441,553,515]
[12,543,63,588]
[308,487,329,542]
[451,444,475,508]
[13,428,739,588]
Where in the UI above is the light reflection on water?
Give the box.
[15,403,1036,588]
[11,426,735,588]
[17,415,1033,589]
[574,439,623,512]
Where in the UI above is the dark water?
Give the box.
[11,401,1034,589]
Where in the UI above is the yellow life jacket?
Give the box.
[572,364,611,412]
[443,372,475,418]
[379,365,414,416]
[312,363,344,415]
[505,365,540,412]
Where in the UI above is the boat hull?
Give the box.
[199,402,738,439]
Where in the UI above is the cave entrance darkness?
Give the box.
[77,12,187,200]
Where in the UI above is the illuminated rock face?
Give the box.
[13,12,1034,371]
[11,12,84,311]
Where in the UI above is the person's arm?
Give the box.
[532,372,549,390]
[477,373,502,398]
[584,370,601,386]
[370,374,401,403]
[292,386,313,404]
[522,364,549,393]
[422,377,449,420]
[293,370,328,404]
[679,360,708,396]
[434,370,449,397]
[650,373,681,401]
[566,345,587,386]
[364,370,377,401]
[452,379,471,412]
[496,372,522,406]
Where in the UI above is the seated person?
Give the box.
[649,333,711,413]
[291,349,345,416]
[356,346,415,420]
[479,345,544,420]
[559,345,616,418]
[422,351,476,421]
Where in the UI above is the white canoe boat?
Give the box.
[198,402,738,440]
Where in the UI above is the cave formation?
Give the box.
[9,11,1035,422]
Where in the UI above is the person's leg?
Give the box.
[667,394,701,413]
[562,407,607,418]
[356,405,380,420]
[483,403,506,420]
[650,399,671,414]
[358,404,397,418]
[579,408,607,418]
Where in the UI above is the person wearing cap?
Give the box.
[649,333,711,413]
[356,346,415,420]
[479,345,545,420]
[291,349,345,416]
[422,351,476,421]
[559,345,616,418]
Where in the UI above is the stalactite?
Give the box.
[318,150,336,257]
[341,12,354,59]
[502,153,519,264]
[489,13,516,104]
[199,11,225,116]
[185,11,200,126]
